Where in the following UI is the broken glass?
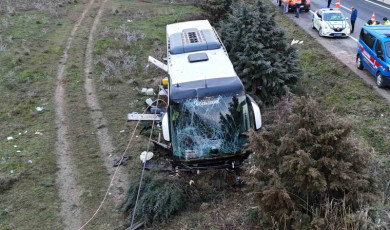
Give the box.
[170,94,250,161]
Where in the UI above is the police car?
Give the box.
[357,26,390,87]
[312,8,350,37]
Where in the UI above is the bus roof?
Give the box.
[166,20,238,85]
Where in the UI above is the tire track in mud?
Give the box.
[54,0,95,229]
[84,0,129,203]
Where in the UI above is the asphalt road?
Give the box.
[270,0,390,101]
[311,0,390,40]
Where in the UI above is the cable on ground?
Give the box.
[129,94,161,229]
[79,98,165,230]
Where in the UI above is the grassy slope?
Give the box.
[0,1,200,229]
[92,1,262,229]
[262,0,390,225]
[62,3,124,228]
[0,0,203,229]
[2,0,387,228]
[266,0,390,223]
[93,0,201,186]
[95,0,389,228]
[264,1,390,169]
[68,0,201,228]
[0,4,82,230]
[180,1,388,228]
[164,1,390,229]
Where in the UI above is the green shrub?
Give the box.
[219,1,301,104]
[120,172,188,224]
[248,96,379,228]
[198,0,233,24]
[120,169,238,226]
[195,169,236,201]
[0,175,17,193]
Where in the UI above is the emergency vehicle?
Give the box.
[277,0,311,12]
[312,8,350,37]
[146,20,262,169]
[357,26,390,87]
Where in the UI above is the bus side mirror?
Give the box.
[162,112,170,141]
[246,95,262,130]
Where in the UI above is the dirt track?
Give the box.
[54,0,127,228]
[54,0,96,229]
[84,0,129,204]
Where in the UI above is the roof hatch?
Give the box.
[188,53,208,63]
[169,28,221,55]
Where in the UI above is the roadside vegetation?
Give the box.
[197,0,233,23]
[1,0,389,229]
[249,96,383,228]
[144,0,390,228]
[0,1,83,229]
[92,0,204,228]
[237,0,388,228]
[0,0,79,17]
[219,1,301,104]
[94,0,389,228]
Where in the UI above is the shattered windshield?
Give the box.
[324,13,345,21]
[170,94,250,161]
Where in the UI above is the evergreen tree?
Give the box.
[199,0,233,24]
[120,172,188,224]
[219,1,301,104]
[248,96,379,228]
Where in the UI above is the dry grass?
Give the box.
[92,0,202,187]
[95,25,145,89]
[0,1,91,229]
[0,174,18,193]
[1,0,388,228]
[0,0,78,17]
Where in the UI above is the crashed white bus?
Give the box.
[147,20,262,170]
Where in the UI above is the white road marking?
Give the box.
[365,0,390,10]
[340,5,352,12]
[349,35,358,42]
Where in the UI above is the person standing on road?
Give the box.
[350,7,357,33]
[364,20,373,26]
[383,17,390,25]
[327,0,332,8]
[295,0,301,18]
[283,0,290,14]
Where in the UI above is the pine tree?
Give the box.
[219,1,301,104]
[199,0,233,24]
[120,173,188,224]
[248,96,379,228]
